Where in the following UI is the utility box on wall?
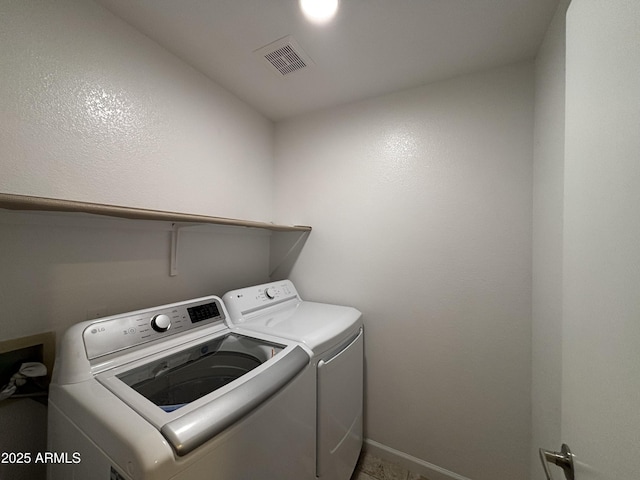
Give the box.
[0,332,55,397]
[0,332,55,480]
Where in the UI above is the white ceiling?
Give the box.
[94,0,560,121]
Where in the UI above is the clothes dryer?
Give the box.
[223,280,363,480]
[47,295,315,480]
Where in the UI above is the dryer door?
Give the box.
[317,329,364,479]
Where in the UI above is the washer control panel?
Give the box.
[83,297,226,360]
[223,280,300,320]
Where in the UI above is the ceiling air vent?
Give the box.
[254,36,314,77]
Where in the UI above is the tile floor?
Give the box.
[350,452,431,480]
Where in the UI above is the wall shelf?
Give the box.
[0,192,311,277]
[0,193,311,232]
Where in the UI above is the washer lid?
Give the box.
[96,330,309,456]
[239,301,362,355]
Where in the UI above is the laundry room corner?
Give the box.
[273,62,535,480]
[7,0,631,478]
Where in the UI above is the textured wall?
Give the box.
[0,211,270,341]
[0,0,274,222]
[0,0,277,340]
[0,1,275,468]
[274,62,534,480]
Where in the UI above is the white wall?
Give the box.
[0,0,277,339]
[0,2,275,474]
[274,62,534,480]
[0,211,271,340]
[0,0,274,222]
[530,1,570,478]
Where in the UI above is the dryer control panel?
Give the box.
[223,280,299,319]
[83,297,226,360]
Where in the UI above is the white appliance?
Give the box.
[47,295,316,480]
[223,280,363,480]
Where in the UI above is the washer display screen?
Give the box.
[187,302,220,323]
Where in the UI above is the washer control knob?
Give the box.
[151,314,171,332]
[264,287,276,300]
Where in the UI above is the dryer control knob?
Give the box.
[264,287,276,299]
[151,314,171,332]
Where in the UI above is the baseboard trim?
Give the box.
[363,439,473,480]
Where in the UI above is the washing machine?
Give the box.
[47,295,316,480]
[222,280,363,480]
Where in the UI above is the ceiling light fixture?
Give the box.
[299,0,339,24]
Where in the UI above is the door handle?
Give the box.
[539,444,574,480]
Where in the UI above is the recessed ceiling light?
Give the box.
[299,0,339,24]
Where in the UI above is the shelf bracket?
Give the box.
[170,223,181,277]
[170,222,201,276]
